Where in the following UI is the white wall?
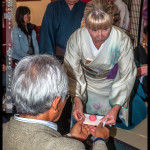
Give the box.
[16,0,50,26]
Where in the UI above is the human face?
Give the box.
[24,13,30,25]
[88,27,112,44]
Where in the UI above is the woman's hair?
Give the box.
[15,6,31,35]
[84,0,113,30]
[11,55,68,116]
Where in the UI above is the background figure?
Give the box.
[64,0,137,129]
[116,25,148,129]
[142,0,147,29]
[11,6,39,64]
[39,0,86,62]
[109,0,121,27]
[133,25,148,98]
[3,54,109,150]
[114,0,130,31]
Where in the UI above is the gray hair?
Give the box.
[12,55,68,115]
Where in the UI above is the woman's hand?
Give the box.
[137,64,148,77]
[72,97,85,121]
[100,105,121,125]
[70,118,91,141]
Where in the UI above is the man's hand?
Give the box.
[100,105,121,125]
[94,122,109,140]
[70,118,91,141]
[72,97,85,121]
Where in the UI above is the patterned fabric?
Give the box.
[64,26,137,126]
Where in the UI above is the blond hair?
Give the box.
[84,0,113,30]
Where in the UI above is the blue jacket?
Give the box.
[11,25,39,60]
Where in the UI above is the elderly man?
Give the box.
[3,55,109,150]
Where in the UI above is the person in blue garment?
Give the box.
[11,6,39,64]
[39,0,86,134]
[133,25,148,98]
[39,0,86,62]
[115,25,148,130]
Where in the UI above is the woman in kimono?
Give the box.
[64,0,137,128]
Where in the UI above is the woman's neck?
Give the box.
[93,41,102,50]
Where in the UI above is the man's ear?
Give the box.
[51,97,61,111]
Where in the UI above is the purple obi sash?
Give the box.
[81,62,118,79]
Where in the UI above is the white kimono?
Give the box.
[64,26,137,126]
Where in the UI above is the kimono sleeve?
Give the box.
[109,36,137,107]
[63,33,87,104]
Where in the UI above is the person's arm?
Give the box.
[39,3,56,55]
[72,97,85,121]
[100,104,121,125]
[92,122,109,150]
[67,119,90,141]
[133,45,148,77]
[63,31,87,121]
[67,120,109,150]
[102,35,137,125]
